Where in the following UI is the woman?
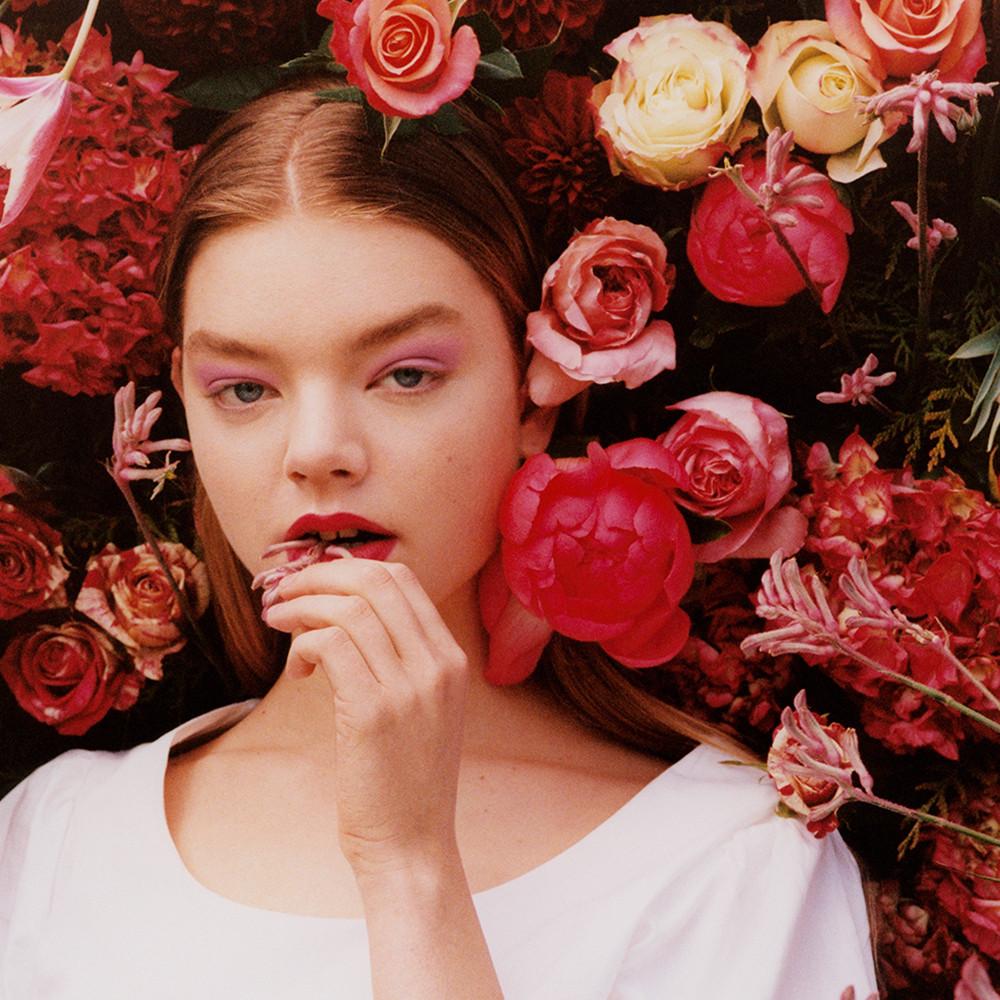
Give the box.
[0,80,877,998]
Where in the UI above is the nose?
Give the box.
[281,384,369,486]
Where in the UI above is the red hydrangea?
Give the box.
[796,430,1000,758]
[498,72,617,240]
[462,0,605,51]
[0,21,197,396]
[918,779,1000,963]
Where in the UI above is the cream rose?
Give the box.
[590,14,757,191]
[750,20,889,182]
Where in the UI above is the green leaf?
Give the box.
[952,322,1000,359]
[315,86,365,104]
[281,51,339,73]
[513,25,563,86]
[982,196,1000,218]
[177,65,282,111]
[455,11,504,53]
[967,347,1000,437]
[467,84,504,116]
[475,47,523,81]
[683,514,732,546]
[426,102,465,135]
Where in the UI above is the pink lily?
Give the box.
[110,381,191,498]
[816,353,896,410]
[864,70,995,153]
[0,0,101,237]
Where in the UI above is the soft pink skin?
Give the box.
[686,147,853,314]
[658,391,807,563]
[525,217,677,406]
[321,0,481,118]
[825,0,986,82]
[0,74,72,237]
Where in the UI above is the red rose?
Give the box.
[0,500,69,618]
[658,391,807,562]
[686,148,853,313]
[486,439,694,682]
[525,217,678,406]
[75,542,209,679]
[0,621,139,735]
[319,0,480,119]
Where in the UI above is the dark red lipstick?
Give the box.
[283,512,396,561]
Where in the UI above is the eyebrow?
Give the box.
[184,302,464,360]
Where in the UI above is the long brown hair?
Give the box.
[159,77,750,763]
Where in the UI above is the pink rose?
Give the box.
[767,689,874,837]
[319,0,481,118]
[525,217,678,406]
[686,147,853,313]
[481,439,695,684]
[658,391,807,562]
[0,500,69,619]
[825,0,986,82]
[75,541,209,679]
[0,621,140,736]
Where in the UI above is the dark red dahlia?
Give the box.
[119,0,305,72]
[498,72,616,242]
[463,0,604,50]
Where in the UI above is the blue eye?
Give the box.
[390,368,428,389]
[230,382,264,403]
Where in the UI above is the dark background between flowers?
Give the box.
[1,2,999,995]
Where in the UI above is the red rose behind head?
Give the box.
[0,500,69,619]
[483,439,695,683]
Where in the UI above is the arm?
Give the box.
[265,559,504,999]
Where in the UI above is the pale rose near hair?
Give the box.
[75,541,210,679]
[749,19,893,183]
[524,217,677,406]
[825,0,986,82]
[590,14,758,191]
[320,0,481,118]
[687,147,853,313]
[0,620,139,736]
[481,439,694,683]
[657,391,808,563]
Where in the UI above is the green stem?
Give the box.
[59,0,102,81]
[927,629,1000,716]
[829,634,1000,739]
[860,791,1000,851]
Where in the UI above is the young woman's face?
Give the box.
[175,213,550,618]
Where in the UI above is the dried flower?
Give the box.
[816,353,897,408]
[253,540,351,614]
[767,689,874,836]
[891,200,958,257]
[110,381,190,498]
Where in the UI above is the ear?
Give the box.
[170,347,184,402]
[519,399,558,458]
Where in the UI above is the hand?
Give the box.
[263,558,470,879]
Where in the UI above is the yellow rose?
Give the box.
[749,20,888,182]
[590,14,757,191]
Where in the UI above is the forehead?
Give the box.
[180,213,502,348]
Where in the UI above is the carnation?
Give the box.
[462,0,605,51]
[0,21,197,396]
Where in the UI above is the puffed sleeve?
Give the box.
[0,751,97,996]
[610,811,878,1000]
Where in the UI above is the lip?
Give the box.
[282,512,397,562]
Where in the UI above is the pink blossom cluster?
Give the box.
[0,21,197,396]
[796,431,1000,758]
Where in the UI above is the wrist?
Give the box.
[352,842,467,908]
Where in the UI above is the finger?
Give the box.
[268,593,405,686]
[381,562,467,664]
[287,624,382,704]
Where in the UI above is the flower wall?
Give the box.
[2,1,1000,996]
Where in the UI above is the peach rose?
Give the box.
[525,217,677,406]
[320,0,481,118]
[657,391,808,562]
[590,14,757,191]
[750,20,893,182]
[825,0,986,82]
[75,541,209,679]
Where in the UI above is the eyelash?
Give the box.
[207,365,443,410]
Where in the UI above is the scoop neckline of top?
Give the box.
[154,699,712,924]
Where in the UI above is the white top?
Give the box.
[0,701,878,999]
